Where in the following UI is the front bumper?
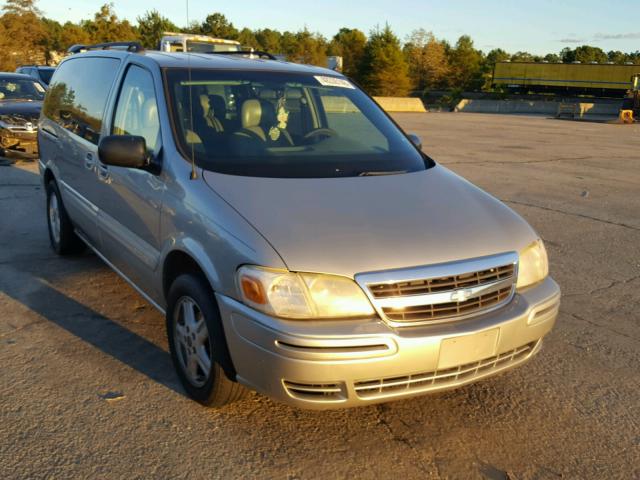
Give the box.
[0,128,38,158]
[217,276,560,409]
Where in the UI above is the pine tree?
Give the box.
[329,28,367,82]
[360,25,411,96]
[137,10,178,49]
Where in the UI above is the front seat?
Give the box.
[140,98,160,154]
[238,99,267,141]
[236,99,293,145]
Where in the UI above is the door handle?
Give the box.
[41,126,58,139]
[97,163,111,183]
[85,153,95,170]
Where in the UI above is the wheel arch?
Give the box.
[161,246,238,381]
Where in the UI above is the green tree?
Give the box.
[0,0,47,70]
[82,4,138,44]
[404,29,450,91]
[360,25,411,96]
[561,45,608,63]
[254,28,281,52]
[485,48,510,66]
[448,35,484,90]
[199,12,238,39]
[543,53,561,63]
[137,10,178,49]
[510,51,535,62]
[2,0,40,15]
[236,27,260,49]
[328,28,366,81]
[40,17,62,64]
[286,29,327,66]
[59,21,91,49]
[483,48,510,90]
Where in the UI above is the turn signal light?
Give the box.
[240,276,267,304]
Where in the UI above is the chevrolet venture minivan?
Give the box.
[38,43,560,409]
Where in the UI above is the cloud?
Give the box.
[558,38,585,43]
[594,32,640,40]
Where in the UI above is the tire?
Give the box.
[166,274,248,407]
[46,179,84,255]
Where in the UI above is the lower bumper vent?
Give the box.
[354,341,538,399]
[283,380,345,401]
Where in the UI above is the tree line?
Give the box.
[2,0,640,97]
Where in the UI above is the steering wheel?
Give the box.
[303,128,337,141]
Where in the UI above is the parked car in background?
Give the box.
[39,43,560,410]
[0,73,45,159]
[15,65,56,87]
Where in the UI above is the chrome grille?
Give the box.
[383,286,512,322]
[356,252,518,327]
[354,341,537,399]
[369,264,515,298]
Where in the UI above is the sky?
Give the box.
[35,0,640,55]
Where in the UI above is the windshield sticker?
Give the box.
[314,76,355,89]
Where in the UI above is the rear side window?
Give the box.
[43,57,120,145]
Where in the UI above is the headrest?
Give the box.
[258,88,277,100]
[141,98,158,129]
[259,100,276,125]
[285,88,303,100]
[241,99,262,128]
[209,95,226,118]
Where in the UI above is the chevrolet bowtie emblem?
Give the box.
[450,288,473,302]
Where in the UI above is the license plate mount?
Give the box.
[438,328,500,370]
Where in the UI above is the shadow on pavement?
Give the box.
[0,164,186,398]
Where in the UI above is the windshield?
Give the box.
[38,68,55,85]
[186,41,240,53]
[164,69,429,178]
[0,78,45,101]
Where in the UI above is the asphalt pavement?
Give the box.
[1,112,638,479]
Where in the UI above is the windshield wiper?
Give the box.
[358,170,408,177]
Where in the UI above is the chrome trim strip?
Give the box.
[374,277,514,308]
[356,252,518,285]
[75,229,166,315]
[59,179,98,215]
[98,209,160,271]
[355,252,518,327]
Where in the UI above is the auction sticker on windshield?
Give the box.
[314,75,355,89]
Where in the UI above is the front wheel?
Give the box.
[166,274,247,407]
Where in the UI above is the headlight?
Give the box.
[516,239,549,289]
[237,266,375,319]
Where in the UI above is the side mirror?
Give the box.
[98,135,149,169]
[408,133,422,151]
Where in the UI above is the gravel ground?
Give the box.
[1,113,639,479]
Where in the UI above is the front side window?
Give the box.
[164,69,429,178]
[112,65,161,155]
[42,57,121,144]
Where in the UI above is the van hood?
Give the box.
[203,165,537,277]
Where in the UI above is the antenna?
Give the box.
[186,0,198,180]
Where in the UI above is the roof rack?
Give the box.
[68,41,144,54]
[205,50,277,61]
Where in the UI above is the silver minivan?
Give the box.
[39,43,560,409]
